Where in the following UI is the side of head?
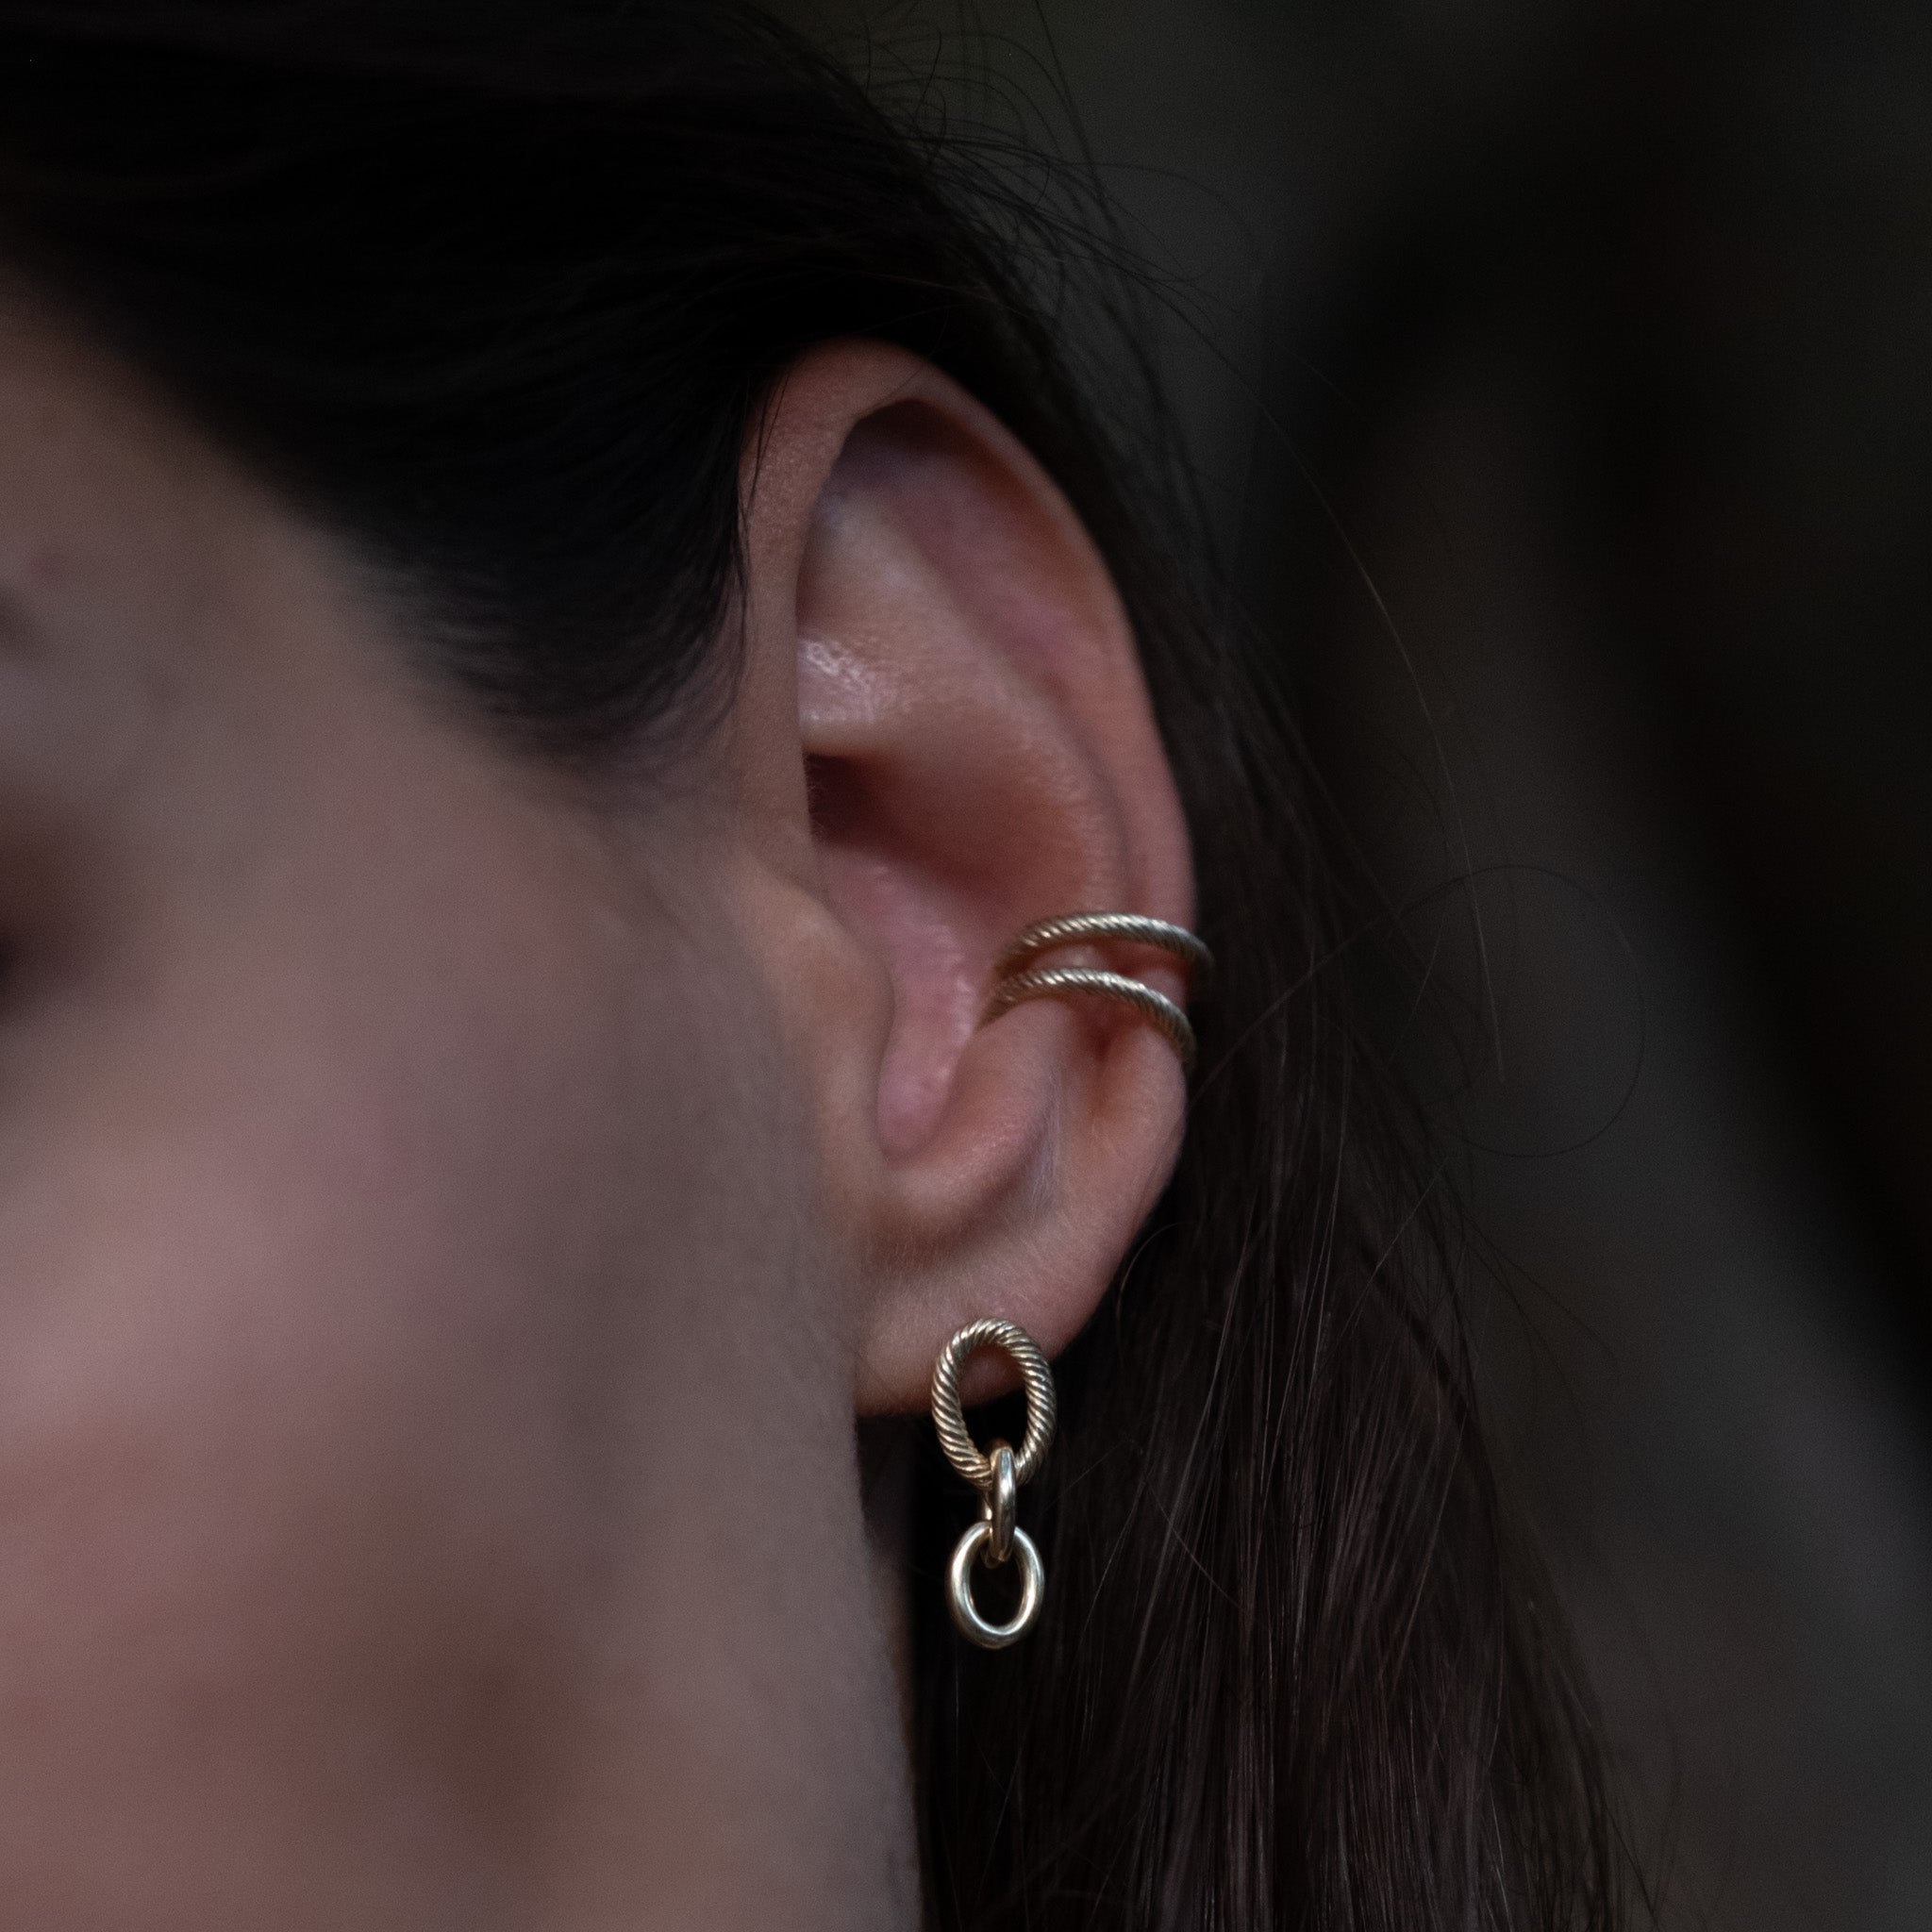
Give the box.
[0,7,1628,1928]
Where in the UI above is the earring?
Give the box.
[930,1318,1057,1649]
[982,911,1212,1071]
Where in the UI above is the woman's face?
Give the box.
[0,305,891,1923]
[0,303,1192,1927]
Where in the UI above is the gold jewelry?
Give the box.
[992,911,1211,981]
[930,1318,1056,1649]
[983,911,1211,1072]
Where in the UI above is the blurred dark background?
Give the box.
[790,2,1932,1924]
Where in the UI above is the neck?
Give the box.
[518,1397,920,1929]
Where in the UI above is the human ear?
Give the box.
[724,341,1196,1412]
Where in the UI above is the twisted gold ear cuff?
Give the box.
[982,911,1211,1071]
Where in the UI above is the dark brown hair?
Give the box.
[0,3,1632,1924]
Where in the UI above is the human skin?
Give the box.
[0,303,1192,1927]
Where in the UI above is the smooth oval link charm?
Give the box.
[947,1521,1044,1649]
[983,1440,1018,1566]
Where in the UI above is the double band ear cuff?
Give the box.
[982,911,1212,1071]
[930,1318,1057,1649]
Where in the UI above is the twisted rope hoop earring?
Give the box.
[982,911,1212,1071]
[930,1318,1057,1649]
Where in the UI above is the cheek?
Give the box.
[0,843,747,1910]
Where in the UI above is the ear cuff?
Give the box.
[980,912,1211,1071]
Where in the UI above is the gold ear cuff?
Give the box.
[982,911,1211,1071]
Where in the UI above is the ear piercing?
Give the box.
[981,911,1211,1071]
[930,1318,1056,1649]
[937,914,1206,1651]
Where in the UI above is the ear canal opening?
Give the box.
[803,752,866,842]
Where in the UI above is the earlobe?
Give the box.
[728,342,1199,1413]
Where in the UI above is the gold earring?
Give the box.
[982,911,1211,1071]
[930,1318,1057,1649]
